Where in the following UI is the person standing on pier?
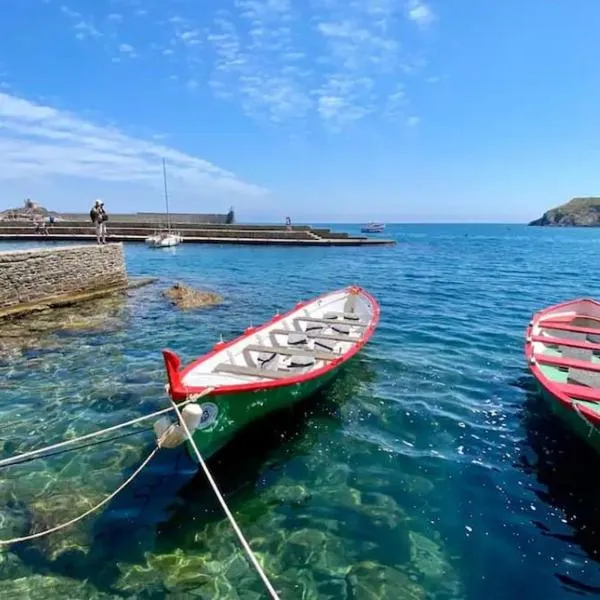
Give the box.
[90,199,108,244]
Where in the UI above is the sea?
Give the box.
[1,223,600,599]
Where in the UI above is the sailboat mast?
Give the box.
[162,158,171,232]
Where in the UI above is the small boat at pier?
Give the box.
[525,298,600,453]
[145,158,183,249]
[360,222,385,233]
[159,286,379,460]
[145,232,183,248]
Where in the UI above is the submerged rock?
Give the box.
[163,284,223,310]
[347,561,425,600]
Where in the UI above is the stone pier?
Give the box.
[0,243,129,318]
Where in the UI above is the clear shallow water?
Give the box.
[2,225,600,598]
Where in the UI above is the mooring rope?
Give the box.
[572,400,596,438]
[169,399,282,600]
[0,389,211,469]
[0,388,214,544]
[0,426,155,471]
[0,385,281,598]
[0,443,161,545]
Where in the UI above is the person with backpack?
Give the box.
[90,199,108,244]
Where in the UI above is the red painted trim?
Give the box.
[535,353,600,373]
[162,286,380,401]
[552,383,600,403]
[539,321,600,336]
[525,298,600,425]
[530,334,600,352]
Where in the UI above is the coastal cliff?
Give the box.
[529,197,600,226]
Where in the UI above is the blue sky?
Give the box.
[0,1,598,223]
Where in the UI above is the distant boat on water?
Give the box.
[146,159,183,248]
[360,222,385,233]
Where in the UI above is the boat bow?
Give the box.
[163,349,191,401]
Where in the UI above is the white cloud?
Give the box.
[60,5,103,40]
[406,0,435,28]
[178,30,201,45]
[0,92,267,199]
[207,3,312,124]
[59,5,80,19]
[118,43,136,56]
[107,12,123,22]
[74,20,102,40]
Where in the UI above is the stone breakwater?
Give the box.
[0,243,128,316]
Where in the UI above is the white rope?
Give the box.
[170,399,282,600]
[0,389,212,469]
[572,400,596,438]
[0,444,160,545]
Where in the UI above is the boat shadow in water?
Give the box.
[513,371,600,595]
[11,356,375,596]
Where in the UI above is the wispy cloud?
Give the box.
[53,0,437,131]
[60,4,102,40]
[406,0,435,28]
[204,0,435,129]
[0,92,266,198]
[118,43,136,57]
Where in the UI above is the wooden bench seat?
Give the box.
[294,316,367,328]
[270,329,360,343]
[245,344,338,361]
[213,363,289,379]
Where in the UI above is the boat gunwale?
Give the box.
[525,297,600,424]
[163,285,380,400]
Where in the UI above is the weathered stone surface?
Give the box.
[163,283,223,310]
[0,244,128,310]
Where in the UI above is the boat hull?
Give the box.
[186,367,338,461]
[525,297,600,455]
[161,285,380,461]
[535,382,600,454]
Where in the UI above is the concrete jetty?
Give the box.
[0,220,395,246]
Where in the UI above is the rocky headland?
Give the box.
[529,197,600,226]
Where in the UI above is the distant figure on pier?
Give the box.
[285,216,292,231]
[34,217,48,236]
[90,199,108,244]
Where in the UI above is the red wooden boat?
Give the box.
[525,298,600,453]
[157,286,380,460]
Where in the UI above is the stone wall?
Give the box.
[58,212,233,224]
[0,244,128,310]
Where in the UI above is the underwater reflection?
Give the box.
[9,358,371,595]
[515,371,600,595]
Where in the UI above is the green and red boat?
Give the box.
[525,298,600,453]
[157,286,379,460]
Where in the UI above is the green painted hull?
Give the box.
[185,368,339,462]
[537,384,600,455]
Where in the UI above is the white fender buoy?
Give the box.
[182,403,203,431]
[154,403,204,449]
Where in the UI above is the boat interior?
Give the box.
[181,289,374,388]
[530,300,600,413]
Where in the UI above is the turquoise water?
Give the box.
[2,224,600,598]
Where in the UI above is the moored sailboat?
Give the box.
[146,159,183,248]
